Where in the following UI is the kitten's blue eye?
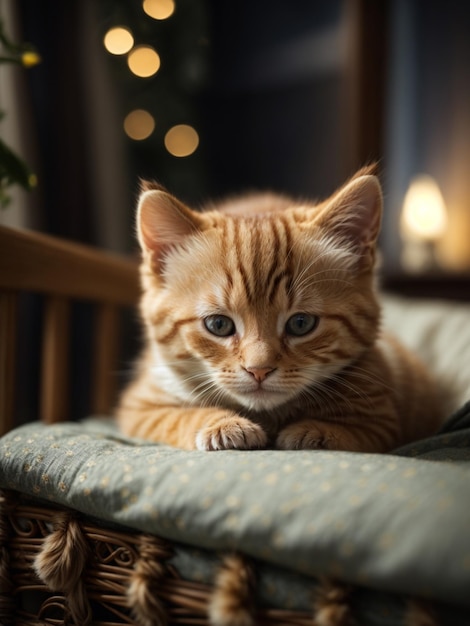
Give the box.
[285,313,318,337]
[204,315,236,337]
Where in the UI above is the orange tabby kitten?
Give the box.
[117,167,444,452]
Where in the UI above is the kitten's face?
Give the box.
[138,172,382,414]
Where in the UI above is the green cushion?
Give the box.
[1,404,470,612]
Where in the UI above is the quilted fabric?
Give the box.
[382,295,470,412]
[1,406,470,610]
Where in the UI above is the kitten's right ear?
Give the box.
[137,187,204,271]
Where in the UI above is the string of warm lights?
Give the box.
[103,0,199,157]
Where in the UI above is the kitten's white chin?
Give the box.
[233,389,290,412]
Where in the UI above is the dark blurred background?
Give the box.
[3,0,470,281]
[2,0,470,422]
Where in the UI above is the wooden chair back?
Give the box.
[0,225,140,436]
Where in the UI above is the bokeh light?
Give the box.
[127,46,161,78]
[164,124,199,157]
[103,27,134,55]
[124,110,156,140]
[143,0,175,20]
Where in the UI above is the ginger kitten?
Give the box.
[117,167,444,452]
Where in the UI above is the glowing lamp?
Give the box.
[400,175,448,272]
[401,175,448,241]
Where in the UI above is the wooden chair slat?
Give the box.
[0,291,18,435]
[0,225,139,305]
[40,296,70,423]
[92,303,120,415]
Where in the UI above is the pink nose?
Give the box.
[244,366,276,383]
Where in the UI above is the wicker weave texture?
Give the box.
[0,491,314,626]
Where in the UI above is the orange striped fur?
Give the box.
[117,168,444,452]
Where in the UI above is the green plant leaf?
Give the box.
[0,137,34,190]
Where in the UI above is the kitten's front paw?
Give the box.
[196,415,267,451]
[276,421,334,450]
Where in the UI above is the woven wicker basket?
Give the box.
[0,490,314,626]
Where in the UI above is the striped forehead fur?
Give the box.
[158,210,360,288]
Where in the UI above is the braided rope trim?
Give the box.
[312,577,356,626]
[128,533,173,626]
[33,510,93,624]
[209,553,257,626]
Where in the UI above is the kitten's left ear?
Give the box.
[317,173,383,270]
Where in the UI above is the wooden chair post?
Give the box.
[40,296,70,423]
[92,303,120,415]
[0,291,17,436]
